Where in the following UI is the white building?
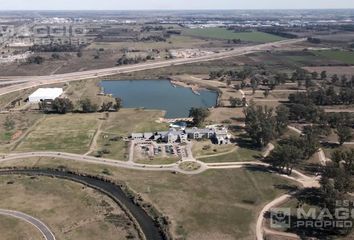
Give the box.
[28,88,63,103]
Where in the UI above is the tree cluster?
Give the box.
[30,43,82,52]
[244,104,290,148]
[289,87,354,106]
[116,55,147,66]
[266,127,320,174]
[189,107,210,127]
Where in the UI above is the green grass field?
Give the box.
[199,147,262,163]
[314,50,354,65]
[183,28,285,42]
[15,113,100,154]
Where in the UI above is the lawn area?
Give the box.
[88,35,214,51]
[15,113,100,154]
[0,215,43,240]
[135,157,180,165]
[314,50,354,65]
[0,112,43,152]
[0,175,138,240]
[0,157,297,240]
[198,147,262,163]
[183,28,285,43]
[192,140,236,157]
[101,109,169,136]
[92,133,129,160]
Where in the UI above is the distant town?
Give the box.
[0,8,354,240]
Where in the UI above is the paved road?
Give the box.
[0,38,305,97]
[0,209,55,240]
[0,150,321,240]
[0,151,208,175]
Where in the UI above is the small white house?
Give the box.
[28,88,63,103]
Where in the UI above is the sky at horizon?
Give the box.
[0,0,353,11]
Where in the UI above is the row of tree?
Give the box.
[39,97,122,114]
[289,87,354,106]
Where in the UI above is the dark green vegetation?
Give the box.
[266,127,320,174]
[189,107,211,126]
[183,28,285,42]
[39,97,122,114]
[244,104,290,148]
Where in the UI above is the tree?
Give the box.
[229,97,243,108]
[302,126,320,158]
[189,107,210,127]
[79,98,98,113]
[263,89,270,98]
[341,75,348,86]
[113,97,122,111]
[266,143,303,175]
[320,71,327,80]
[52,98,73,114]
[275,105,290,135]
[100,101,113,112]
[331,74,339,84]
[311,71,318,80]
[336,125,353,145]
[3,116,15,131]
[244,104,276,148]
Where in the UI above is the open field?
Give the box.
[198,147,262,163]
[183,28,285,43]
[101,109,168,136]
[0,174,138,240]
[303,66,354,76]
[88,35,222,51]
[192,140,236,157]
[0,112,43,147]
[0,215,43,240]
[15,113,100,154]
[64,79,112,107]
[0,157,296,240]
[313,50,354,65]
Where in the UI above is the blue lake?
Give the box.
[100,80,218,118]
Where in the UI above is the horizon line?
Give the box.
[0,8,354,11]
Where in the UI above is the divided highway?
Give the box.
[0,38,305,97]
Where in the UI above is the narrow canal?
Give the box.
[0,169,166,240]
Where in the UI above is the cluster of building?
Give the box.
[131,125,231,145]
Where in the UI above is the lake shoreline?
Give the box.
[100,79,218,118]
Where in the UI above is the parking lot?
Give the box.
[132,140,190,161]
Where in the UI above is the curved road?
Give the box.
[0,209,55,240]
[0,38,305,96]
[0,150,320,240]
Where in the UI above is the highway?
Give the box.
[0,209,56,240]
[0,38,305,96]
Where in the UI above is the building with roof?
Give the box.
[131,126,231,145]
[28,88,63,103]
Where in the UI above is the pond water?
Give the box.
[100,80,218,118]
